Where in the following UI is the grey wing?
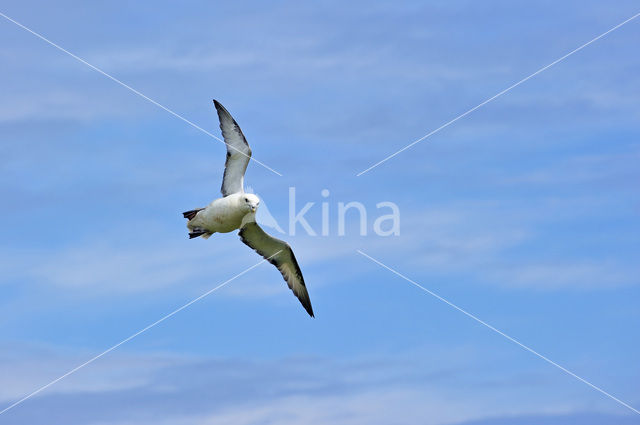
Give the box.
[239,222,314,317]
[214,100,252,197]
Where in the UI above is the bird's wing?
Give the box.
[214,100,252,197]
[238,222,314,317]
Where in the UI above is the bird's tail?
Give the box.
[183,208,213,239]
[189,230,212,239]
[182,208,204,221]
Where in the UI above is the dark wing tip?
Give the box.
[212,100,241,130]
[294,285,314,317]
[294,277,314,318]
[287,275,314,318]
[212,99,225,114]
[212,99,227,116]
[305,304,315,318]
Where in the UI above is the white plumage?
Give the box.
[182,100,314,317]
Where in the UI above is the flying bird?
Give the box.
[182,100,314,317]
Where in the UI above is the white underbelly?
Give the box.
[192,198,246,233]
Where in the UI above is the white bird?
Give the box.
[183,100,314,317]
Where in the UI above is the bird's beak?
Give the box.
[251,206,257,212]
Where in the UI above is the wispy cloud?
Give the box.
[2,343,632,425]
[493,262,638,290]
[1,2,638,424]
[0,236,249,294]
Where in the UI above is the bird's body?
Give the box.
[186,193,259,236]
[182,100,314,317]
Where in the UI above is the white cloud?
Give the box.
[358,202,639,290]
[0,343,178,402]
[0,343,626,425]
[494,262,638,290]
[0,236,251,295]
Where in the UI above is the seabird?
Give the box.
[182,100,314,317]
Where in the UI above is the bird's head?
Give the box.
[242,193,260,213]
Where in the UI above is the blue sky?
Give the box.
[1,1,639,424]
